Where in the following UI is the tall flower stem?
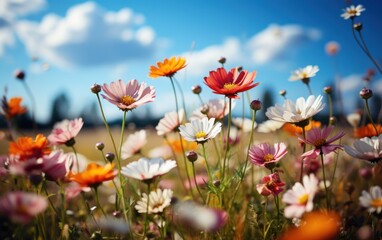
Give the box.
[71,145,80,172]
[327,93,333,125]
[222,98,232,180]
[364,99,379,135]
[21,81,37,131]
[300,125,307,183]
[143,183,151,238]
[94,187,107,217]
[174,77,188,119]
[320,152,330,209]
[201,143,213,182]
[192,161,205,204]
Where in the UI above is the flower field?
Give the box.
[0,4,382,240]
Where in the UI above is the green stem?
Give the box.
[94,187,107,217]
[364,99,379,135]
[357,29,382,74]
[21,81,37,132]
[143,183,151,238]
[173,77,188,119]
[222,98,232,180]
[300,126,306,182]
[71,145,80,172]
[305,82,313,95]
[320,152,330,209]
[201,143,213,181]
[327,94,333,125]
[192,161,205,204]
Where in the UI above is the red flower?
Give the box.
[203,67,259,99]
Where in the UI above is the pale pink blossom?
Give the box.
[121,130,147,159]
[48,118,83,146]
[345,135,382,164]
[249,142,288,169]
[42,150,73,181]
[156,109,184,136]
[191,99,235,120]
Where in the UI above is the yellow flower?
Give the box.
[149,56,186,78]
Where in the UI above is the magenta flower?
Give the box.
[299,126,345,160]
[256,172,285,196]
[101,79,155,111]
[249,142,288,169]
[48,118,84,146]
[0,191,48,224]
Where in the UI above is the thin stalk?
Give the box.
[173,77,188,119]
[94,187,107,217]
[143,183,151,238]
[274,195,280,228]
[42,182,59,217]
[357,30,382,74]
[192,161,205,204]
[300,126,306,182]
[364,99,379,135]
[71,145,80,172]
[21,81,37,131]
[201,143,213,181]
[320,152,330,209]
[222,98,232,180]
[305,83,313,95]
[327,93,333,125]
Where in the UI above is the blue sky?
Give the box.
[1,0,382,123]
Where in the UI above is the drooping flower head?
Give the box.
[68,163,117,188]
[0,191,48,224]
[121,130,147,159]
[156,109,184,136]
[135,188,173,214]
[249,142,288,169]
[101,79,155,111]
[179,117,222,144]
[299,126,345,160]
[121,157,177,182]
[1,96,27,119]
[345,135,382,164]
[203,67,259,99]
[9,134,51,161]
[48,118,84,146]
[289,65,319,82]
[256,172,285,196]
[149,56,186,78]
[359,185,382,214]
[282,174,318,219]
[191,99,235,120]
[265,95,324,126]
[341,4,365,20]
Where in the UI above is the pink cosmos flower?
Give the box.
[282,174,318,219]
[249,142,288,169]
[299,126,345,160]
[156,109,184,136]
[191,99,235,120]
[0,191,48,224]
[48,118,83,146]
[256,172,285,196]
[101,79,155,111]
[42,150,73,181]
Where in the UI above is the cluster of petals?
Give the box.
[191,99,234,120]
[0,191,48,224]
[359,185,382,214]
[353,123,382,138]
[289,65,319,81]
[121,157,177,181]
[265,95,324,124]
[121,130,147,159]
[156,109,184,136]
[299,126,345,160]
[149,56,186,78]
[256,172,285,196]
[1,96,27,119]
[41,150,73,181]
[48,118,84,145]
[179,117,222,144]
[341,4,365,20]
[249,142,288,168]
[101,79,155,111]
[203,67,259,99]
[68,163,117,188]
[345,135,382,164]
[282,174,318,219]
[9,134,51,161]
[135,188,173,214]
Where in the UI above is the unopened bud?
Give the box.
[95,142,104,151]
[279,90,286,97]
[353,22,363,31]
[91,84,102,94]
[323,86,332,94]
[329,116,337,126]
[105,152,115,163]
[14,70,25,81]
[201,105,209,115]
[237,66,243,72]
[187,151,198,163]
[359,87,373,100]
[213,179,221,187]
[192,85,202,94]
[250,99,262,111]
[218,57,226,64]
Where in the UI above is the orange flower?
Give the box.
[280,211,340,240]
[282,120,321,136]
[149,57,186,78]
[169,139,197,153]
[354,123,382,138]
[9,134,51,161]
[1,97,27,119]
[68,163,117,188]
[203,67,259,99]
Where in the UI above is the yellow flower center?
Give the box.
[195,131,207,139]
[371,198,382,208]
[300,72,308,79]
[120,95,136,106]
[348,9,357,15]
[263,153,275,162]
[223,83,237,90]
[314,138,326,147]
[298,193,309,205]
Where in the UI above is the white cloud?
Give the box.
[0,0,45,18]
[15,1,157,68]
[0,27,14,55]
[340,74,362,92]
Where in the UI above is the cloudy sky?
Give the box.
[1,0,382,123]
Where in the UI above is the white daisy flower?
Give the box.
[121,158,177,181]
[265,95,324,124]
[344,135,382,164]
[135,188,173,214]
[121,130,147,159]
[179,117,222,144]
[232,117,257,132]
[341,4,365,20]
[282,174,318,219]
[190,99,235,120]
[289,65,319,81]
[359,186,382,214]
[257,120,284,133]
[156,109,184,136]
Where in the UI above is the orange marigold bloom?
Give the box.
[149,56,186,78]
[204,67,259,99]
[282,120,321,136]
[1,97,27,119]
[68,163,117,188]
[169,139,197,153]
[354,123,382,138]
[9,134,51,161]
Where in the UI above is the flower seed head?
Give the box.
[218,57,226,64]
[353,22,363,31]
[187,151,198,162]
[90,84,102,94]
[95,142,104,151]
[105,152,115,163]
[192,85,202,94]
[323,86,332,94]
[359,87,373,99]
[279,90,287,96]
[329,116,337,126]
[250,99,262,111]
[14,70,25,81]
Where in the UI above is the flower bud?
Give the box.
[91,84,102,94]
[323,86,332,94]
[329,116,337,126]
[105,152,115,163]
[279,90,286,97]
[237,66,243,72]
[213,179,221,187]
[187,151,198,163]
[218,57,226,64]
[353,22,363,31]
[201,105,209,115]
[95,142,105,151]
[14,70,25,81]
[250,99,262,111]
[192,85,202,94]
[359,87,373,100]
